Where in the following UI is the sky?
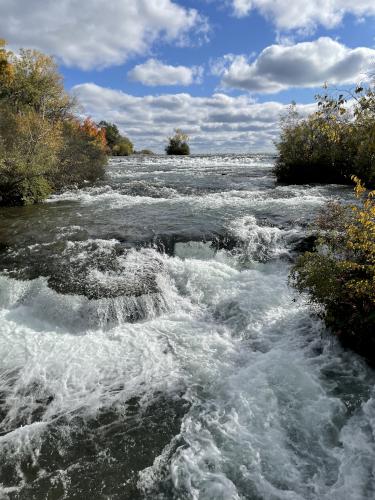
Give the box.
[1,0,375,152]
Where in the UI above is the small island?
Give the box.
[165,129,190,155]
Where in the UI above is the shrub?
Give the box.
[112,137,133,156]
[275,87,375,187]
[135,149,154,155]
[165,129,190,155]
[0,44,74,120]
[98,121,133,156]
[98,121,121,150]
[290,178,375,361]
[0,41,108,205]
[52,119,107,190]
[0,105,62,204]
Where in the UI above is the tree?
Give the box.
[0,41,107,205]
[0,46,74,119]
[0,39,13,91]
[98,121,133,156]
[81,118,107,151]
[98,121,121,149]
[0,105,62,204]
[351,87,375,186]
[112,138,132,156]
[52,119,107,190]
[165,129,190,155]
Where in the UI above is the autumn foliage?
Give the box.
[80,118,107,150]
[290,177,375,361]
[0,41,108,205]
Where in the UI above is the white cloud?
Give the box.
[231,0,375,31]
[214,37,375,93]
[73,83,315,152]
[128,59,203,86]
[0,0,208,70]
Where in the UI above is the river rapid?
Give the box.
[0,155,374,500]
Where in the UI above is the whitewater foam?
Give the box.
[0,155,373,499]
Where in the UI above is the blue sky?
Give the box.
[61,7,375,104]
[1,0,375,152]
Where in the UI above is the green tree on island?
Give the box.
[165,129,190,155]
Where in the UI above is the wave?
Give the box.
[0,155,373,499]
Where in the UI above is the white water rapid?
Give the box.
[0,155,374,499]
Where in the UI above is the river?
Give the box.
[0,155,374,499]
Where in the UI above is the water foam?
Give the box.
[0,155,373,499]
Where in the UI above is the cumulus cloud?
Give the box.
[231,0,375,31]
[73,83,315,152]
[214,37,375,93]
[128,59,203,86]
[0,0,207,69]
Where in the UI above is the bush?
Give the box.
[0,43,74,120]
[112,137,133,156]
[275,87,375,187]
[52,119,107,190]
[135,149,154,155]
[290,178,375,361]
[165,129,190,155]
[0,41,108,205]
[98,121,133,156]
[0,105,62,204]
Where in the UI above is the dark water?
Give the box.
[0,155,374,499]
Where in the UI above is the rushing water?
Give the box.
[0,155,374,500]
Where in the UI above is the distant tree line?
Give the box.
[275,85,375,187]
